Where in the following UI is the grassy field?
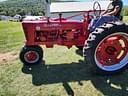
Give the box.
[123,16,128,23]
[0,17,128,96]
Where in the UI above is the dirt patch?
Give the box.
[0,51,18,63]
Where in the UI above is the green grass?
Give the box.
[0,17,128,96]
[0,21,24,53]
[123,16,128,22]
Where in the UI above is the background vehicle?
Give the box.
[20,1,128,75]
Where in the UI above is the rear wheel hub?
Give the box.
[95,33,128,71]
[105,46,117,55]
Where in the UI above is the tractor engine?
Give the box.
[35,29,81,42]
[22,17,87,48]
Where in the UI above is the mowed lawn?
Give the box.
[0,17,128,96]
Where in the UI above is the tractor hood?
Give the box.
[23,16,47,21]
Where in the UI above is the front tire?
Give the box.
[83,22,128,75]
[19,45,43,65]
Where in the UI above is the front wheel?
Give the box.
[19,45,43,65]
[83,22,128,75]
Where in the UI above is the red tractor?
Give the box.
[20,1,128,74]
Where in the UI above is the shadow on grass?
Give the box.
[22,50,128,96]
[75,49,83,57]
[22,60,88,85]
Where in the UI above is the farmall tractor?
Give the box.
[20,1,128,75]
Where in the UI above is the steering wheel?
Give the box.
[93,1,101,17]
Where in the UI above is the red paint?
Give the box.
[25,51,38,62]
[22,11,93,48]
[96,35,128,66]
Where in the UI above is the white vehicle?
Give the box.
[13,14,22,21]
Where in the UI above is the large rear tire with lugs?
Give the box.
[76,46,84,50]
[83,22,128,75]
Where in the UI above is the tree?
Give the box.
[122,6,128,16]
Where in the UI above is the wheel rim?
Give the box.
[24,51,39,63]
[94,33,128,71]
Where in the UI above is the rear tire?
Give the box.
[76,46,83,50]
[83,22,128,75]
[19,45,43,65]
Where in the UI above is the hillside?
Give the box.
[0,0,58,16]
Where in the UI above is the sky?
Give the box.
[0,0,6,2]
[0,0,128,5]
[122,0,128,5]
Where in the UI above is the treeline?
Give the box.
[0,0,128,16]
[123,6,128,16]
[0,0,58,16]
